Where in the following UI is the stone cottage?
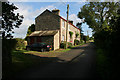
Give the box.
[27,9,80,50]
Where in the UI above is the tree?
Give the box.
[108,8,120,79]
[25,24,35,40]
[26,24,35,36]
[83,35,89,43]
[76,22,84,40]
[79,2,120,79]
[76,22,83,32]
[78,2,120,32]
[110,9,120,33]
[2,2,23,78]
[109,8,120,52]
[2,2,24,39]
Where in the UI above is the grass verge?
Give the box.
[96,49,111,79]
[6,50,58,78]
[7,43,85,77]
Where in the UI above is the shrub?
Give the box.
[80,40,84,44]
[60,41,66,49]
[69,31,73,38]
[3,39,17,62]
[67,42,72,48]
[86,36,89,41]
[74,39,80,45]
[2,39,17,75]
[75,33,79,38]
[15,38,26,50]
[60,41,73,49]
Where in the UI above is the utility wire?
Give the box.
[59,0,67,6]
[59,0,74,15]
[59,0,79,24]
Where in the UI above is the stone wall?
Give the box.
[32,9,81,50]
[35,10,60,31]
[28,36,54,49]
[40,36,54,46]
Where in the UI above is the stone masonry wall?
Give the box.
[35,10,60,31]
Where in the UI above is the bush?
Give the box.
[3,39,17,64]
[60,41,73,49]
[2,39,17,78]
[60,42,66,49]
[74,39,80,45]
[15,38,26,50]
[67,42,72,48]
[75,33,79,38]
[69,31,73,38]
[86,36,89,41]
[80,40,84,44]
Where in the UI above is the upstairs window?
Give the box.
[68,24,70,31]
[62,35,65,41]
[62,20,65,28]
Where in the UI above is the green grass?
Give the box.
[24,50,64,57]
[8,43,86,77]
[9,50,57,77]
[54,48,71,52]
[96,49,110,79]
[54,43,85,53]
[23,43,85,57]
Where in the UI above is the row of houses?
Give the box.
[27,9,80,50]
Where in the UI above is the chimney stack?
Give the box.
[52,9,60,15]
[69,20,73,24]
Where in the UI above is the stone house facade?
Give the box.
[28,9,80,50]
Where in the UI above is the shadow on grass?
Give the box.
[2,50,63,80]
[3,43,97,80]
[2,43,98,80]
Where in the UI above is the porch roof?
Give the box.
[29,30,58,37]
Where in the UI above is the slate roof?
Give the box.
[29,30,58,37]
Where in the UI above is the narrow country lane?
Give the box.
[13,43,97,79]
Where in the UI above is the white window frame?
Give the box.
[69,36,70,42]
[62,35,65,41]
[68,24,71,31]
[62,20,65,28]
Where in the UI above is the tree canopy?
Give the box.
[78,2,120,32]
[76,22,83,32]
[26,24,35,36]
[2,2,24,39]
[25,24,35,40]
[79,2,120,79]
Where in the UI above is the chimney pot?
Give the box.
[52,9,60,15]
[69,20,73,24]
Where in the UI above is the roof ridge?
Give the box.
[36,9,80,31]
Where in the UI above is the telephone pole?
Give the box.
[66,4,69,49]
